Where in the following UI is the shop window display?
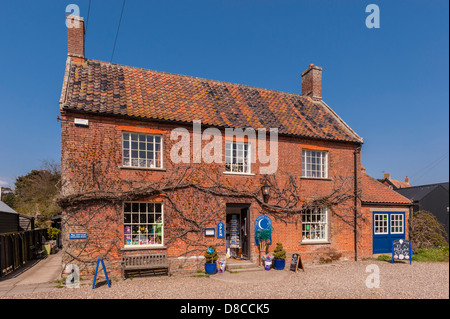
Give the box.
[123,202,163,246]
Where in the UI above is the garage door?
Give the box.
[373,212,406,254]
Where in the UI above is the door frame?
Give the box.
[226,203,251,260]
[372,211,406,254]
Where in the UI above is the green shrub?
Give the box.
[409,210,448,250]
[204,245,219,264]
[47,227,61,240]
[273,242,286,260]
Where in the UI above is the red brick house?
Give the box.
[58,16,410,278]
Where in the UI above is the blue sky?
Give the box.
[0,0,448,187]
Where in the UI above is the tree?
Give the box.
[7,160,61,227]
[409,210,448,250]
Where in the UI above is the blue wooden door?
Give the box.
[373,212,406,254]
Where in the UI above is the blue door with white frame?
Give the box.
[373,212,406,254]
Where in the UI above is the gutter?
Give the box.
[354,146,362,261]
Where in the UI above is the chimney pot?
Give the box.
[405,176,410,184]
[301,64,323,100]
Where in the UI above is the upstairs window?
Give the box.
[122,132,162,169]
[302,149,328,178]
[225,141,251,174]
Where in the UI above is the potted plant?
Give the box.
[204,245,219,274]
[272,242,287,270]
[261,254,273,270]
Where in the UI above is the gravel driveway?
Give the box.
[2,260,448,299]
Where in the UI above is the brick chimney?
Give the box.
[301,64,322,100]
[384,172,391,180]
[66,15,85,62]
[405,176,410,184]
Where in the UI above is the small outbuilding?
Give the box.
[0,201,20,234]
[360,168,413,254]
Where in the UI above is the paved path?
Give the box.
[0,251,62,297]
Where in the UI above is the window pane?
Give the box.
[124,202,163,246]
[302,150,328,179]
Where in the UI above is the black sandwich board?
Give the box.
[290,253,304,272]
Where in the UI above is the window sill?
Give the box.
[119,166,166,172]
[223,172,255,176]
[120,245,167,251]
[300,177,332,181]
[301,240,330,245]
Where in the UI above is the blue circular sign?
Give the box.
[254,215,272,245]
[255,214,272,231]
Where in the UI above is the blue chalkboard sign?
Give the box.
[392,239,412,264]
[217,222,225,238]
[69,233,87,239]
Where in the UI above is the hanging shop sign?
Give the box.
[217,222,225,238]
[254,214,272,246]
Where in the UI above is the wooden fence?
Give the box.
[0,229,47,277]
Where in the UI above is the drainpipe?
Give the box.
[354,146,362,261]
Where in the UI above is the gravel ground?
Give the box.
[2,260,448,299]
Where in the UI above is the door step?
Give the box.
[225,259,263,273]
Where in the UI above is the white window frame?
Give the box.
[224,140,251,174]
[390,214,404,234]
[302,149,328,179]
[374,213,389,235]
[123,202,164,247]
[301,208,328,242]
[122,132,163,169]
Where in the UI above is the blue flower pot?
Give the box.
[205,262,217,275]
[274,259,285,270]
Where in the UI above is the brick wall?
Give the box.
[60,110,371,278]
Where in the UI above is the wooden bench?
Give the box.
[121,254,170,278]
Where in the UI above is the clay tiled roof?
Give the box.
[361,173,412,205]
[385,179,412,189]
[60,59,362,143]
